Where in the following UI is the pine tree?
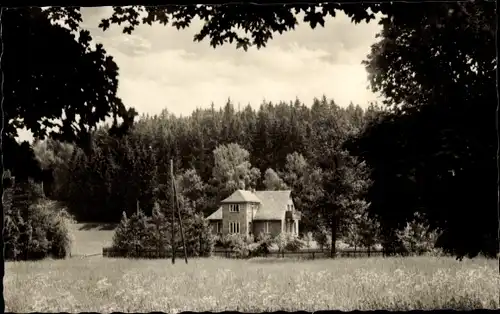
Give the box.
[111,211,132,254]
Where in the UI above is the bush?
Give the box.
[396,213,440,255]
[37,202,75,259]
[220,234,250,257]
[110,206,215,258]
[274,232,289,252]
[181,213,216,257]
[303,232,314,249]
[247,232,273,257]
[313,228,332,251]
[3,181,74,260]
[111,210,151,257]
[248,242,268,257]
[256,231,271,243]
[284,237,304,252]
[145,203,169,254]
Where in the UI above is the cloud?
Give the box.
[16,7,383,143]
[109,42,378,117]
[80,7,383,117]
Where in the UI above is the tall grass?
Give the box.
[5,256,499,312]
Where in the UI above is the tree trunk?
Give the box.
[170,160,176,264]
[330,216,337,258]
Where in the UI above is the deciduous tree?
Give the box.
[262,168,288,191]
[212,143,261,197]
[347,1,497,258]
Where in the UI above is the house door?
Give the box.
[248,222,252,235]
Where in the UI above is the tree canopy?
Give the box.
[345,0,497,257]
[1,7,136,180]
[91,1,498,258]
[3,2,497,260]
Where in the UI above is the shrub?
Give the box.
[256,231,271,243]
[284,237,304,252]
[35,201,75,259]
[303,232,314,249]
[244,233,255,244]
[248,232,273,257]
[181,213,216,257]
[3,181,74,260]
[110,206,215,258]
[313,228,332,251]
[250,241,274,257]
[274,232,289,252]
[218,234,235,249]
[222,234,250,257]
[111,212,133,254]
[146,203,169,254]
[396,213,440,255]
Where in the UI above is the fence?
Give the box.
[102,247,198,258]
[102,247,392,259]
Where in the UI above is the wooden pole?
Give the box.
[173,173,188,264]
[170,160,176,264]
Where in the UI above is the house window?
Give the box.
[265,222,270,233]
[229,204,240,212]
[229,222,240,234]
[217,222,222,234]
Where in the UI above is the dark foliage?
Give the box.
[3,181,73,260]
[6,3,496,262]
[346,1,497,259]
[45,97,370,227]
[1,7,135,182]
[111,206,215,258]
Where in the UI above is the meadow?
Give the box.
[5,255,499,312]
[67,223,116,257]
[4,223,499,312]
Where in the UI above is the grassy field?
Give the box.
[5,255,499,312]
[68,223,116,256]
[5,223,499,311]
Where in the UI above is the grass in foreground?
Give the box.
[5,256,499,312]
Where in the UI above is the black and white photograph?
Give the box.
[1,1,498,312]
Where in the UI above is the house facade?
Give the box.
[206,189,301,238]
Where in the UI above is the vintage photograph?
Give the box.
[1,1,498,312]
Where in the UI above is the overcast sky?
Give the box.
[18,6,382,142]
[82,7,382,115]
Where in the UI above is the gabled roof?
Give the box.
[220,189,261,204]
[206,206,222,220]
[254,190,291,220]
[206,189,296,221]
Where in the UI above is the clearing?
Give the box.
[5,255,498,312]
[69,222,116,257]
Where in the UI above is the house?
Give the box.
[206,189,302,237]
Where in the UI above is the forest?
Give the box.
[2,2,497,262]
[30,98,381,247]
